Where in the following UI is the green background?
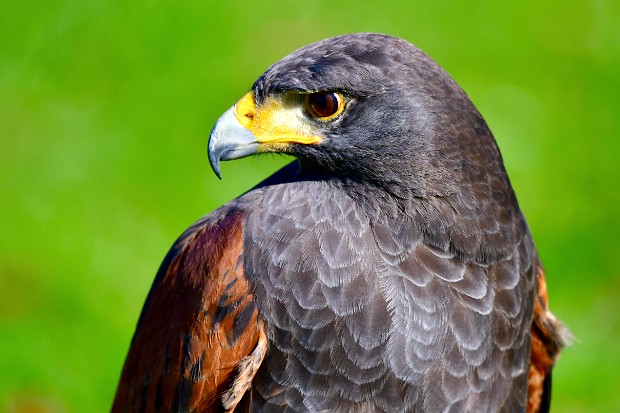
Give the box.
[2,1,618,411]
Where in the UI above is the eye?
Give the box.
[305,91,344,120]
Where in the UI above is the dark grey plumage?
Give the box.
[114,33,569,413]
[232,176,533,412]
[253,34,521,262]
[221,33,537,412]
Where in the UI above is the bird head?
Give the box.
[209,33,510,201]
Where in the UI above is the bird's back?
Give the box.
[233,174,536,412]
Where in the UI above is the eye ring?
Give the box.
[305,91,344,120]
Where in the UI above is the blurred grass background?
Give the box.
[1,0,618,411]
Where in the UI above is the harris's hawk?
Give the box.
[112,33,570,412]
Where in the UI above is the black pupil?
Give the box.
[309,92,338,118]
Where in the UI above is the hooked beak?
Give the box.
[207,92,323,178]
[208,107,258,179]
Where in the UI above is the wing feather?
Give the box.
[112,208,264,413]
[527,265,572,413]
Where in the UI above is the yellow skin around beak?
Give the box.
[208,92,323,178]
[234,92,322,148]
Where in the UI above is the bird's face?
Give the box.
[208,89,346,178]
[209,33,505,199]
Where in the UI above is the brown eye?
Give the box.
[305,92,344,120]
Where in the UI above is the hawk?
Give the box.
[112,33,570,412]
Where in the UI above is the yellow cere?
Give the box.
[233,92,323,150]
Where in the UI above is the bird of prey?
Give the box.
[112,33,570,413]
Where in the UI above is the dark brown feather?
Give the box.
[112,209,264,412]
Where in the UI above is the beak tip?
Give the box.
[208,151,222,179]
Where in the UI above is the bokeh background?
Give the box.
[2,1,618,411]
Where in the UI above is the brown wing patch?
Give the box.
[112,209,264,413]
[527,265,572,413]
